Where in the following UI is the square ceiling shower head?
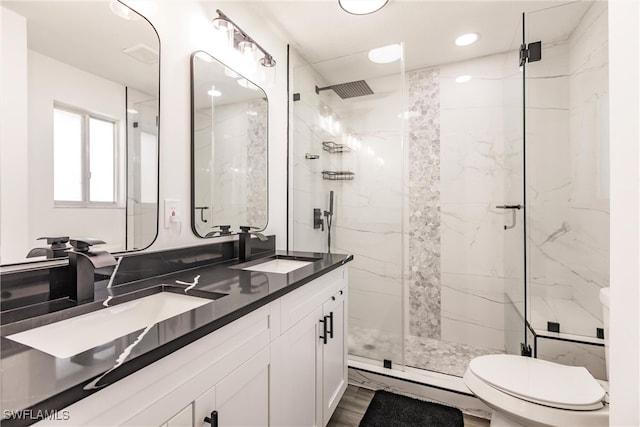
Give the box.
[315,80,374,99]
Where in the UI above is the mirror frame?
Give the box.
[189,50,269,239]
[0,0,161,268]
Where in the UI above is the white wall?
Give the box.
[0,7,29,264]
[28,51,127,254]
[608,0,639,424]
[130,1,288,251]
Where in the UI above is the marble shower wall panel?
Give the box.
[437,53,508,351]
[524,42,573,303]
[526,2,609,333]
[567,2,609,320]
[407,67,441,339]
[536,337,606,380]
[246,100,267,227]
[441,272,506,352]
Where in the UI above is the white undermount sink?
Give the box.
[7,292,212,358]
[242,259,312,274]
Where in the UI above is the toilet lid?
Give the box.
[468,355,605,410]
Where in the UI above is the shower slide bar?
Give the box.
[496,204,522,230]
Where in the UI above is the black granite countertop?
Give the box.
[0,245,352,426]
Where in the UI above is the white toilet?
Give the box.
[464,288,610,427]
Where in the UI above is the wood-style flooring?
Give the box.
[327,385,490,427]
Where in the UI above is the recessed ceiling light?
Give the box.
[339,0,389,15]
[127,108,139,114]
[208,86,222,97]
[455,75,472,83]
[368,44,402,64]
[455,33,479,47]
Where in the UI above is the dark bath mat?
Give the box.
[359,390,464,427]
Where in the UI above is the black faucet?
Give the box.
[68,238,117,302]
[238,226,268,262]
[26,236,70,259]
[205,224,233,238]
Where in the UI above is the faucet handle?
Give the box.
[239,225,259,233]
[69,238,106,253]
[37,236,70,249]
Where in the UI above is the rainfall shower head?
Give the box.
[315,80,374,99]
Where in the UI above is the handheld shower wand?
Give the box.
[324,191,334,253]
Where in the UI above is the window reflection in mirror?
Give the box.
[0,0,159,265]
[191,51,268,238]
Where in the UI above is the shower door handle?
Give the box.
[496,204,522,230]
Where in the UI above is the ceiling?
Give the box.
[252,0,593,83]
[3,0,159,96]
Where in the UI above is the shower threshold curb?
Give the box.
[348,357,492,420]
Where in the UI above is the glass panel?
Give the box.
[53,108,82,202]
[503,14,527,356]
[290,46,405,369]
[88,117,115,202]
[525,2,609,342]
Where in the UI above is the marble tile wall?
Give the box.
[525,2,609,335]
[433,53,510,352]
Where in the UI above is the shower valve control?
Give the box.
[314,208,324,231]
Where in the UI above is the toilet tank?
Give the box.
[599,287,610,379]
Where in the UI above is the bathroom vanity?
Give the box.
[0,241,352,427]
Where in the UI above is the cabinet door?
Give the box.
[321,290,347,425]
[166,403,194,427]
[271,305,323,427]
[194,347,270,427]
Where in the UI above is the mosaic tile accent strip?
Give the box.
[247,100,268,227]
[408,67,441,339]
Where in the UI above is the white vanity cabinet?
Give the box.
[270,267,348,427]
[32,264,348,427]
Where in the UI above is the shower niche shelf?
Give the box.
[322,141,352,154]
[322,170,355,181]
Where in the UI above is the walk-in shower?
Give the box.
[288,0,609,381]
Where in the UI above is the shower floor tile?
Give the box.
[349,325,502,377]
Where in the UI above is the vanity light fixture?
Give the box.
[109,0,140,21]
[339,0,389,15]
[211,9,276,68]
[455,32,479,46]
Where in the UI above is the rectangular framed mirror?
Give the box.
[0,0,160,265]
[190,50,268,238]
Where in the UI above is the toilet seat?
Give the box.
[468,355,605,410]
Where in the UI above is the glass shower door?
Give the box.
[289,46,406,369]
[502,14,529,356]
[524,2,609,360]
